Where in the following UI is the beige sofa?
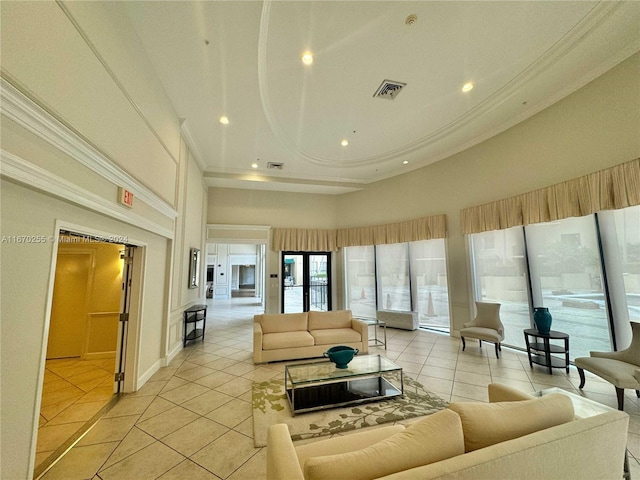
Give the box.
[253,310,368,363]
[267,383,629,480]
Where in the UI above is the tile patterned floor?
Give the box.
[36,356,117,470]
[38,298,640,479]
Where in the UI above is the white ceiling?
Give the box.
[122,1,640,194]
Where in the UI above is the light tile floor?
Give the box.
[39,298,640,479]
[36,356,117,471]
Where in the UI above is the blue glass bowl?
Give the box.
[323,345,359,369]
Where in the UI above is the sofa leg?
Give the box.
[494,343,500,359]
[479,339,482,348]
[461,337,466,351]
[636,390,639,398]
[616,387,624,411]
[577,367,586,389]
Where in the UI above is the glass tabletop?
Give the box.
[533,387,616,418]
[285,354,400,385]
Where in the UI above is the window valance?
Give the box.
[337,215,447,247]
[271,214,447,251]
[461,158,640,235]
[271,228,338,252]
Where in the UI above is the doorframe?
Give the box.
[32,221,147,465]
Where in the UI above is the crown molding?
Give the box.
[180,119,207,172]
[0,77,178,219]
[0,150,174,239]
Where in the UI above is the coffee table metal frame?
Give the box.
[284,354,403,415]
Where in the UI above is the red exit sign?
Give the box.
[118,187,134,208]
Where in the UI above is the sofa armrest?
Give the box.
[351,318,369,354]
[267,424,304,480]
[488,383,533,403]
[253,322,264,364]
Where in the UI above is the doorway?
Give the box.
[282,252,331,313]
[34,234,136,477]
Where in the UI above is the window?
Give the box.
[344,239,451,331]
[526,217,609,359]
[469,228,529,348]
[344,246,376,318]
[410,240,450,329]
[468,206,640,360]
[376,243,411,312]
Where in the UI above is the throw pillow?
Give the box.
[448,392,574,452]
[303,409,464,480]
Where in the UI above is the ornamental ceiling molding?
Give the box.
[257,1,624,169]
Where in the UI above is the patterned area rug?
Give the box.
[251,374,448,447]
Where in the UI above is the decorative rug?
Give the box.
[251,374,448,447]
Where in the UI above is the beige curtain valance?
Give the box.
[337,215,447,247]
[271,228,338,252]
[271,214,447,251]
[461,158,640,235]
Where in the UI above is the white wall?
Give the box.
[0,3,206,478]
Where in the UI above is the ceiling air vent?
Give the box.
[267,162,284,170]
[373,80,406,100]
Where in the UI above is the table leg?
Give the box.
[544,337,552,375]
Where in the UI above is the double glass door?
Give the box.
[282,252,331,313]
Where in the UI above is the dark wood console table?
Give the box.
[524,328,569,375]
[184,304,207,347]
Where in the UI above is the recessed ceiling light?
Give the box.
[341,139,349,147]
[251,162,258,169]
[219,116,229,124]
[462,82,474,93]
[403,160,409,165]
[301,52,314,65]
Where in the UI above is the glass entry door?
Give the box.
[282,252,331,313]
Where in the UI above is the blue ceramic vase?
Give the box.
[533,307,552,334]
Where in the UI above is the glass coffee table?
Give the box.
[285,355,403,415]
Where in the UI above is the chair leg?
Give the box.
[636,390,639,398]
[577,367,586,389]
[478,339,482,348]
[494,343,500,359]
[461,337,466,351]
[616,387,624,411]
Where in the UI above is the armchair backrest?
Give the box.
[617,322,640,366]
[470,302,503,335]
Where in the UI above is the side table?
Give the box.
[523,328,569,374]
[184,304,207,347]
[355,316,387,350]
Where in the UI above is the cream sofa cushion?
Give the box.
[448,393,574,452]
[303,409,464,480]
[261,312,308,333]
[310,328,362,346]
[263,331,314,350]
[308,310,352,330]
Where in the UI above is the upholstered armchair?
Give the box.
[460,302,504,358]
[575,321,640,411]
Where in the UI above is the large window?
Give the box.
[376,243,411,312]
[469,228,529,348]
[526,216,609,359]
[468,205,640,360]
[344,246,376,318]
[345,239,450,331]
